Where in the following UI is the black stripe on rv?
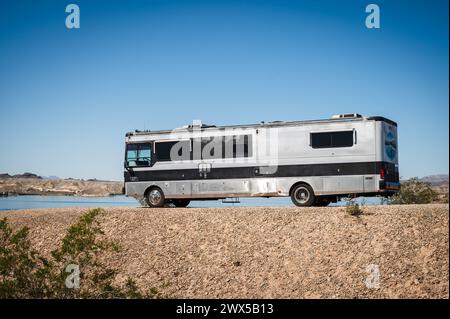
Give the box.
[124,161,398,182]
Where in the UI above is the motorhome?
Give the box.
[124,114,399,207]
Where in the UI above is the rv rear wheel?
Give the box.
[172,199,190,208]
[291,184,315,207]
[145,187,165,208]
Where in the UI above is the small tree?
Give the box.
[390,178,438,204]
[344,195,364,216]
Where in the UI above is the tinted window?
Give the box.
[311,131,354,148]
[154,135,253,161]
[222,136,234,158]
[126,143,152,167]
[220,135,252,158]
[233,135,252,158]
[155,140,190,162]
[192,135,252,159]
[332,131,354,147]
[201,136,222,159]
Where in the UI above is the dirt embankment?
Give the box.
[1,204,448,298]
[0,178,123,197]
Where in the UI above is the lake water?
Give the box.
[0,195,385,211]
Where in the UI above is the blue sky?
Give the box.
[0,0,448,181]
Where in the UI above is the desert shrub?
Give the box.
[344,196,364,216]
[0,208,163,299]
[0,218,52,298]
[390,178,438,204]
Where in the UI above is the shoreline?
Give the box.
[0,192,123,197]
[0,178,123,197]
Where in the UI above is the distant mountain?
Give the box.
[419,174,449,186]
[13,172,43,179]
[0,172,43,179]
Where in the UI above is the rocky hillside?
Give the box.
[419,174,449,187]
[0,177,123,197]
[0,172,42,179]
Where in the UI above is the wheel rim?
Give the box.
[148,189,162,206]
[294,187,310,204]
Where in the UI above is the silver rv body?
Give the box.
[124,114,399,207]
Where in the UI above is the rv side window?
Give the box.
[234,135,252,158]
[201,137,222,159]
[223,136,234,158]
[310,131,354,148]
[155,140,191,162]
[192,134,252,160]
[221,135,252,158]
[126,143,152,167]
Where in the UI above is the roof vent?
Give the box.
[176,120,216,130]
[331,113,362,119]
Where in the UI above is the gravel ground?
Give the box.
[1,204,448,299]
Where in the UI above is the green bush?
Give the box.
[390,178,438,204]
[0,208,163,299]
[344,196,364,216]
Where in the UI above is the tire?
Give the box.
[291,183,315,207]
[172,199,190,208]
[145,187,165,208]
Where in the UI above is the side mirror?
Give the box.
[124,161,133,171]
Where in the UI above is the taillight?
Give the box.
[380,167,385,179]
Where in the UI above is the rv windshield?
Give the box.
[126,143,152,167]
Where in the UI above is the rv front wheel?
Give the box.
[146,187,165,208]
[291,184,315,207]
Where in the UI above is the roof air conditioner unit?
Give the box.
[331,113,362,119]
